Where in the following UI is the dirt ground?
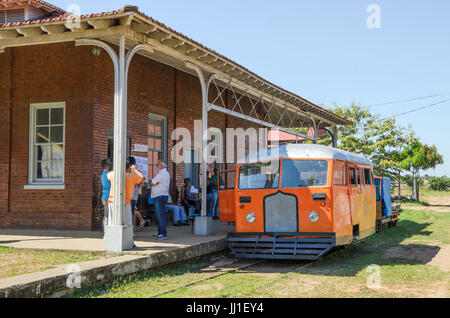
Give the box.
[382,205,450,298]
[384,245,450,271]
[402,195,450,212]
[429,246,450,272]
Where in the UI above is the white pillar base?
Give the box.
[104,225,134,253]
[194,216,213,236]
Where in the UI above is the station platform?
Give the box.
[0,220,235,297]
[0,220,234,256]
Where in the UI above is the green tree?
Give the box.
[402,174,424,188]
[398,139,444,201]
[293,103,442,201]
[323,103,412,195]
[385,127,416,198]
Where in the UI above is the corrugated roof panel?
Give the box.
[0,9,25,24]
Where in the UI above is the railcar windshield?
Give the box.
[239,160,280,190]
[281,160,329,188]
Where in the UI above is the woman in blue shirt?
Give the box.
[101,159,112,231]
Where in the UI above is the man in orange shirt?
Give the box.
[107,163,146,227]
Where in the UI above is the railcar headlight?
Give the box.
[246,212,256,224]
[308,211,320,223]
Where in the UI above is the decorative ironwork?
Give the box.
[206,75,318,141]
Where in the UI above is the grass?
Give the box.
[165,209,450,298]
[70,208,450,298]
[392,185,450,209]
[0,247,102,280]
[393,185,449,200]
[69,257,214,298]
[395,198,430,206]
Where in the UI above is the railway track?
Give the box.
[147,257,323,298]
[148,258,266,298]
[148,256,322,298]
[148,238,369,298]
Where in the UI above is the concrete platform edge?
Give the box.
[0,238,227,298]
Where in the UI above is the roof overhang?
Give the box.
[0,0,65,13]
[0,7,352,132]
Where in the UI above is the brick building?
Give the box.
[0,1,350,231]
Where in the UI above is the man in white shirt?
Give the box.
[150,161,170,240]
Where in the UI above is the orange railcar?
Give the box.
[219,144,377,260]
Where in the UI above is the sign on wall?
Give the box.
[133,144,148,153]
[134,156,149,181]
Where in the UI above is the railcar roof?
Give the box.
[239,144,372,166]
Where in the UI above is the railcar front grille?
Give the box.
[264,192,298,232]
[227,232,336,260]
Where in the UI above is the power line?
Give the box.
[381,98,450,121]
[364,92,450,107]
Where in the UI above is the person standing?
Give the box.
[127,157,140,225]
[150,161,170,240]
[206,177,213,217]
[107,163,146,228]
[210,167,220,220]
[100,159,113,232]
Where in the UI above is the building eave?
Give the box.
[0,0,65,14]
[0,7,352,128]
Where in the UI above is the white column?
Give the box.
[75,37,132,251]
[186,62,213,235]
[200,78,208,218]
[113,35,127,226]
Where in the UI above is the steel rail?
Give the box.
[147,235,373,298]
[148,258,266,298]
[232,236,373,297]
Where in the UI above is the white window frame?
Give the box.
[207,127,223,166]
[184,147,200,189]
[25,102,66,190]
[148,113,167,163]
[148,113,167,179]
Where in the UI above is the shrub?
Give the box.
[428,177,450,191]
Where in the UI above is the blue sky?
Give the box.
[52,0,450,176]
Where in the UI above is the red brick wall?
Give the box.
[0,43,96,230]
[0,48,12,217]
[0,41,264,231]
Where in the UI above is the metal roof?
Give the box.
[0,0,65,14]
[240,144,372,165]
[0,3,352,127]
